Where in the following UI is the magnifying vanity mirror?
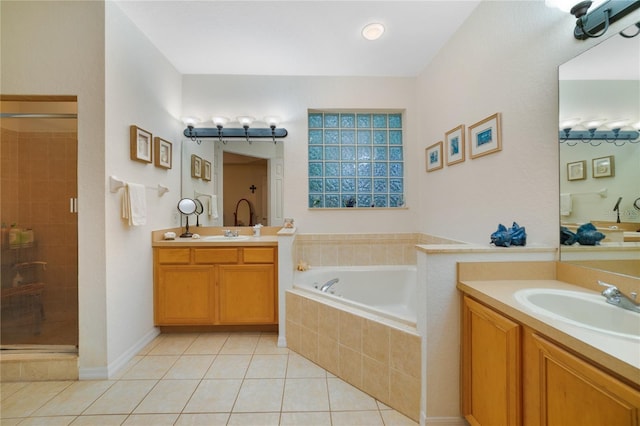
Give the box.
[177,198,197,238]
[558,22,640,278]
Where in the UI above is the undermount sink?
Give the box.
[200,235,251,242]
[514,288,640,340]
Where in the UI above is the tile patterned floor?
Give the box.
[1,332,419,425]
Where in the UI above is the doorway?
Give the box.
[0,96,79,351]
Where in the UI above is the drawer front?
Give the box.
[243,247,275,263]
[194,248,239,264]
[157,248,191,264]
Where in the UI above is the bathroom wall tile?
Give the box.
[301,297,319,332]
[370,244,388,265]
[285,320,301,353]
[362,319,389,364]
[300,329,319,363]
[353,245,372,265]
[339,311,362,351]
[317,303,339,341]
[0,361,21,381]
[317,334,339,376]
[362,355,390,404]
[320,244,339,265]
[338,345,362,387]
[389,329,420,379]
[336,244,355,266]
[389,369,420,422]
[285,292,301,325]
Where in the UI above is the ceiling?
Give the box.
[114,0,481,77]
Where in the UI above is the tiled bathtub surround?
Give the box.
[285,290,421,421]
[294,232,461,266]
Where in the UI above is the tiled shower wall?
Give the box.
[294,232,461,266]
[1,128,78,346]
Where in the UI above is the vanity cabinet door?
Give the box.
[217,264,276,324]
[155,266,214,325]
[462,296,522,426]
[524,331,640,426]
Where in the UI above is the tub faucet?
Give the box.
[598,281,640,313]
[320,278,339,292]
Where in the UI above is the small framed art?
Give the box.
[592,155,614,178]
[203,160,212,181]
[130,125,153,163]
[469,113,502,159]
[445,124,465,166]
[426,141,443,172]
[191,154,202,178]
[154,137,172,169]
[567,160,586,181]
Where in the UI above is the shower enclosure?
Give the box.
[0,96,78,352]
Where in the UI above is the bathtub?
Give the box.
[293,265,417,327]
[287,264,421,420]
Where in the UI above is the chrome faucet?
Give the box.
[320,278,339,293]
[598,281,640,313]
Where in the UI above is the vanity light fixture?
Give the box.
[183,115,288,143]
[559,117,640,145]
[567,0,640,40]
[362,22,385,41]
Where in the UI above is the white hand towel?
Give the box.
[210,195,219,219]
[560,193,572,216]
[123,183,147,226]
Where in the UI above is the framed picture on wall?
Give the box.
[592,155,615,178]
[191,154,202,178]
[130,125,153,163]
[425,141,443,172]
[445,124,465,166]
[203,160,212,181]
[567,160,586,181]
[154,137,172,169]
[469,113,502,159]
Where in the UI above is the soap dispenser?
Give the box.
[253,224,263,237]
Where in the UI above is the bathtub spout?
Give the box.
[320,278,339,292]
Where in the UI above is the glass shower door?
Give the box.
[0,96,78,350]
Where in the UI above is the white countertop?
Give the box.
[458,279,640,387]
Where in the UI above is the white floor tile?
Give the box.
[227,412,280,426]
[282,378,330,412]
[205,355,251,379]
[245,354,288,378]
[163,355,214,379]
[0,381,73,418]
[70,415,128,425]
[233,378,284,412]
[279,411,332,426]
[84,380,157,415]
[174,413,230,425]
[331,410,384,426]
[327,378,378,411]
[122,413,179,425]
[33,380,114,416]
[133,379,199,414]
[120,356,178,380]
[183,379,242,413]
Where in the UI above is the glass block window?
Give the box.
[308,111,405,208]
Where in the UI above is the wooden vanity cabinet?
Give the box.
[462,294,640,426]
[524,331,640,426]
[462,295,522,426]
[154,246,277,326]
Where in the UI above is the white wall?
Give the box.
[104,2,183,374]
[1,0,108,374]
[415,1,638,247]
[181,75,419,233]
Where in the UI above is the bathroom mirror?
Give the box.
[181,137,283,227]
[558,23,640,278]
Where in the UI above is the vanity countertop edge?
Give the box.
[457,279,640,388]
[152,227,280,247]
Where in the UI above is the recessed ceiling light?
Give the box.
[362,23,385,41]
